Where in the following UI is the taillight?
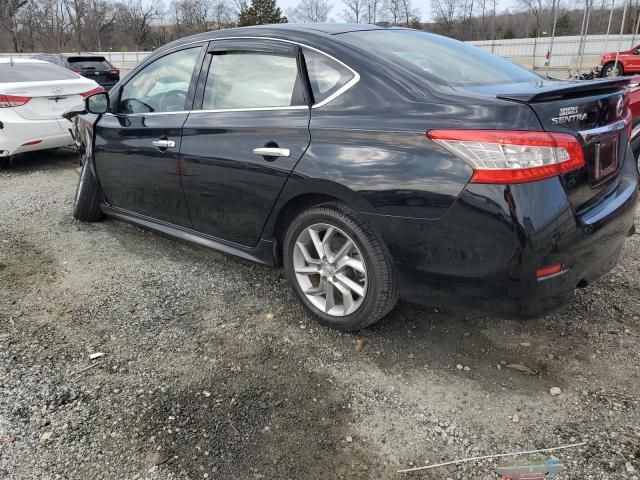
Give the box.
[107,68,119,75]
[0,94,31,108]
[80,86,106,97]
[427,130,585,184]
[71,67,83,73]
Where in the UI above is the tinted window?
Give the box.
[119,47,200,114]
[340,30,540,87]
[203,52,301,110]
[303,48,354,104]
[0,62,78,82]
[68,57,111,71]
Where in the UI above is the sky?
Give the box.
[276,0,521,21]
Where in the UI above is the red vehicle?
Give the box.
[599,45,640,77]
[628,76,640,172]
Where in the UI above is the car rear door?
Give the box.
[179,39,311,247]
[92,44,206,226]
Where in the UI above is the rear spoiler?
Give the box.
[497,78,631,103]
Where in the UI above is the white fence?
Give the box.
[469,34,640,70]
[2,33,640,72]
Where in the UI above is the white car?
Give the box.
[0,58,103,158]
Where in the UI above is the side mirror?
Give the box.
[85,92,109,114]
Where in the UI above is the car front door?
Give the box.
[179,39,311,246]
[93,44,205,226]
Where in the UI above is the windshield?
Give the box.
[340,29,540,87]
[0,62,78,82]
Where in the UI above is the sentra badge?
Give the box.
[551,106,587,124]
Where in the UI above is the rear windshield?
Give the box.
[68,57,111,70]
[340,30,540,87]
[0,62,78,82]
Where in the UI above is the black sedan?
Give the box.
[69,24,638,331]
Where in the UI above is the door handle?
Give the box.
[152,139,176,149]
[252,147,290,158]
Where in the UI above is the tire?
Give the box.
[72,154,104,222]
[283,203,398,331]
[602,62,623,77]
[632,137,640,180]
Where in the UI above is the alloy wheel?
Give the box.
[606,64,621,77]
[292,223,367,317]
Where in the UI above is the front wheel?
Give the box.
[602,62,623,77]
[72,140,104,222]
[283,203,398,331]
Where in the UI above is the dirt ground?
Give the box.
[1,150,639,480]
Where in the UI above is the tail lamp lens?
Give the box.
[427,130,585,184]
[80,86,106,97]
[0,94,31,108]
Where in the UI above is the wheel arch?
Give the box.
[264,180,374,266]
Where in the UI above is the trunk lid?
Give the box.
[5,79,97,121]
[461,78,631,213]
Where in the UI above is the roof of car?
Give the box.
[155,23,399,56]
[0,57,48,64]
[251,23,388,34]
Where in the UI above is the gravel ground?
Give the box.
[1,150,639,480]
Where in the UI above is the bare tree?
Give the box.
[33,0,74,51]
[341,0,365,22]
[399,0,419,24]
[518,0,545,35]
[1,0,27,51]
[117,0,160,49]
[286,0,331,21]
[211,0,235,27]
[432,0,461,33]
[364,0,379,23]
[382,0,401,23]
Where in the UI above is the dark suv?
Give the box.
[32,53,120,90]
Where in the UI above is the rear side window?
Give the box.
[340,30,540,87]
[68,57,111,71]
[0,62,78,82]
[303,48,354,105]
[203,52,302,110]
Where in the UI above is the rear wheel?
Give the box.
[72,138,104,222]
[602,62,623,77]
[283,203,398,331]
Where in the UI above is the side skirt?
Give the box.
[101,204,275,266]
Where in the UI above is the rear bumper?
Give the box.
[0,110,73,157]
[365,149,638,317]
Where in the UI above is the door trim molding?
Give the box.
[101,204,275,265]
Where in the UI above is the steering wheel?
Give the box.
[123,98,154,114]
[158,90,188,112]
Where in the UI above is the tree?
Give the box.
[432,0,461,34]
[341,0,365,22]
[287,0,331,22]
[364,0,379,23]
[116,0,160,49]
[1,0,28,51]
[237,0,287,25]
